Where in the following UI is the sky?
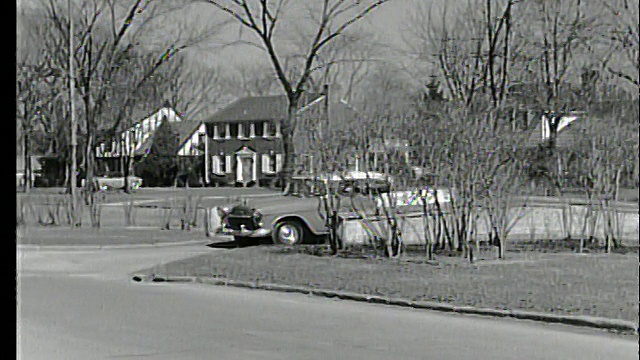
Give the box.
[176,0,422,70]
[17,0,421,66]
[17,0,637,97]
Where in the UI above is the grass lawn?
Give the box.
[140,246,639,324]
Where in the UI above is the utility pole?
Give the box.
[69,0,78,204]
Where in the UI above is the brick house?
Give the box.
[204,93,325,187]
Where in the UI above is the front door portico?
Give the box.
[235,146,257,187]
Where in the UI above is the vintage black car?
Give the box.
[217,171,453,246]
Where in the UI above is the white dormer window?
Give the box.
[275,121,281,137]
[238,123,251,139]
[255,121,264,137]
[264,121,278,138]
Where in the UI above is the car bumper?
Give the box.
[217,226,271,238]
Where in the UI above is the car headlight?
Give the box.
[252,209,263,227]
[216,206,230,218]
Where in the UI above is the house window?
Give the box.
[238,123,250,139]
[198,133,206,153]
[229,123,239,139]
[262,151,283,174]
[212,153,232,175]
[264,121,278,138]
[254,121,264,137]
[215,123,227,140]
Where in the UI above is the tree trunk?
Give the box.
[84,132,95,207]
[281,100,300,194]
[23,130,31,194]
[123,155,131,194]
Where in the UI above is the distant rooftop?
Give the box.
[204,93,323,123]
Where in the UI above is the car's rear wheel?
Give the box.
[273,220,304,246]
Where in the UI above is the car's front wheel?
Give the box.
[273,220,304,246]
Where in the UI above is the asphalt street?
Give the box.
[17,245,639,360]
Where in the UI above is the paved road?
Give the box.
[17,246,638,360]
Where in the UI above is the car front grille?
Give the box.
[226,216,258,231]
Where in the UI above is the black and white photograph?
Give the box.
[16,0,639,358]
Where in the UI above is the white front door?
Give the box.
[235,147,257,186]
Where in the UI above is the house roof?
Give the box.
[205,93,323,123]
[524,116,585,149]
[172,121,203,147]
[132,134,156,157]
[133,121,202,157]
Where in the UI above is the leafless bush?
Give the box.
[161,197,177,230]
[179,191,203,231]
[123,194,136,227]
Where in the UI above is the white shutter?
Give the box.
[275,154,283,172]
[225,155,232,173]
[211,155,221,174]
[262,154,270,173]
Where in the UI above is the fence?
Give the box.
[337,205,639,247]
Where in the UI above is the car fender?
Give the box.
[270,213,329,235]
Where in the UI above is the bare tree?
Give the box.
[407,1,519,109]
[40,0,224,201]
[564,114,636,252]
[519,1,605,110]
[602,0,639,90]
[220,62,281,98]
[16,8,66,191]
[200,0,394,194]
[298,29,379,103]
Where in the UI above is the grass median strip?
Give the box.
[136,245,639,327]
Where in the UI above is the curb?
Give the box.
[131,273,640,335]
[17,239,212,251]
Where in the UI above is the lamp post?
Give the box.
[69,0,77,199]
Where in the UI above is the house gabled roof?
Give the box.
[96,106,189,157]
[172,121,203,148]
[205,93,324,123]
[133,121,204,157]
[524,114,584,149]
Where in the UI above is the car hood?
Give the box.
[226,196,322,216]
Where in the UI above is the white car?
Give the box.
[91,172,143,191]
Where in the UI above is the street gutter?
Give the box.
[130,273,639,336]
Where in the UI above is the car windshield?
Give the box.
[291,175,392,197]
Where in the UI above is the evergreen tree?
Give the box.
[135,122,179,187]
